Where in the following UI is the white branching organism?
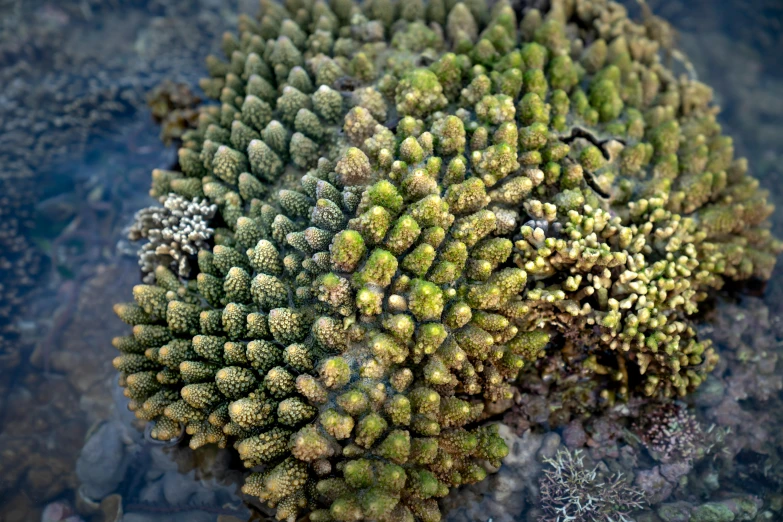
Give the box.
[129,193,216,282]
[540,449,646,522]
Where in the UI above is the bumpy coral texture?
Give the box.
[112,0,780,520]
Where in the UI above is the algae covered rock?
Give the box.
[112,0,781,520]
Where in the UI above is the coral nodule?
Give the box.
[111,0,781,520]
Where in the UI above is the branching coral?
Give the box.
[128,194,217,283]
[111,0,780,520]
[539,448,646,522]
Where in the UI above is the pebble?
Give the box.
[657,501,693,522]
[535,432,561,462]
[75,421,130,501]
[562,419,587,448]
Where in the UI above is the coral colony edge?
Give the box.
[111,0,782,520]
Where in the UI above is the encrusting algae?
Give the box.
[112,0,782,520]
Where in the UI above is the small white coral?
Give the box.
[129,193,217,282]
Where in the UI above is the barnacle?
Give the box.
[115,0,781,520]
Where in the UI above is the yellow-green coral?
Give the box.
[114,0,781,520]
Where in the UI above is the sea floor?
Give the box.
[0,1,781,521]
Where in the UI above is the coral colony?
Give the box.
[129,194,218,282]
[113,0,780,520]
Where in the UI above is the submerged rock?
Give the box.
[76,421,134,501]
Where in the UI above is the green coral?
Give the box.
[115,0,781,521]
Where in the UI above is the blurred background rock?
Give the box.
[0,1,255,519]
[646,0,783,232]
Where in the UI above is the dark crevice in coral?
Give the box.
[559,126,626,198]
[558,125,627,155]
[333,76,361,93]
[581,167,611,199]
[510,0,551,21]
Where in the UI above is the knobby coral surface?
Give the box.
[112,0,781,520]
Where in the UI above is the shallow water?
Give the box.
[0,1,781,521]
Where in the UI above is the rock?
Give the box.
[217,517,246,522]
[657,501,693,522]
[660,460,693,483]
[490,471,525,512]
[562,420,587,448]
[99,494,123,522]
[442,427,543,522]
[162,471,198,506]
[137,478,165,505]
[694,467,721,495]
[635,466,674,504]
[484,396,513,415]
[690,502,736,522]
[147,446,181,473]
[41,502,82,522]
[536,432,561,462]
[1,492,41,522]
[499,426,542,468]
[122,513,215,522]
[718,497,760,521]
[694,375,726,408]
[75,486,101,516]
[75,421,130,500]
